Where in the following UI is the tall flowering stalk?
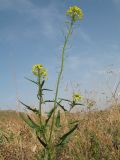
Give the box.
[20,5,83,160]
[49,6,83,143]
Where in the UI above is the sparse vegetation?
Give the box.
[0,107,120,159]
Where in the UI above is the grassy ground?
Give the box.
[0,107,120,160]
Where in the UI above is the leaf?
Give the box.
[25,77,38,85]
[55,110,61,128]
[45,100,67,111]
[36,134,47,148]
[45,108,54,126]
[57,124,78,147]
[74,103,83,106]
[19,113,39,130]
[59,98,71,102]
[27,115,40,129]
[41,80,45,88]
[19,101,39,115]
[42,89,53,91]
[69,120,79,125]
[44,100,54,103]
[57,102,67,112]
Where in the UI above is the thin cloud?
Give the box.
[111,43,120,50]
[66,55,97,70]
[95,68,120,75]
[79,29,94,44]
[0,0,64,41]
[67,55,81,70]
[0,0,33,11]
[112,0,120,4]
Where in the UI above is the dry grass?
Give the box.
[0,107,120,160]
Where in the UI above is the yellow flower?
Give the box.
[32,64,43,76]
[66,6,83,23]
[40,68,48,77]
[32,64,48,79]
[73,92,82,102]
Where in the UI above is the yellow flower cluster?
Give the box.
[73,93,82,102]
[32,64,47,78]
[66,6,83,23]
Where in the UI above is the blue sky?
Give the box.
[0,0,120,110]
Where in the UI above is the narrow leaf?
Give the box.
[45,100,67,111]
[57,124,78,147]
[44,100,54,103]
[59,98,71,102]
[20,113,39,129]
[41,80,45,88]
[45,108,54,126]
[42,89,53,91]
[36,134,47,148]
[74,103,83,106]
[55,110,61,128]
[69,120,79,125]
[37,137,47,148]
[25,77,38,85]
[57,103,67,112]
[19,101,39,115]
[27,115,40,129]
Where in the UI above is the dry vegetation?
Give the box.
[0,106,120,160]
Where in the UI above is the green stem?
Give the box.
[38,74,42,124]
[49,22,73,145]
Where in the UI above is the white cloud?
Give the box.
[0,0,64,41]
[0,0,89,42]
[73,28,94,45]
[66,54,96,70]
[111,43,120,50]
[79,29,94,44]
[67,55,81,70]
